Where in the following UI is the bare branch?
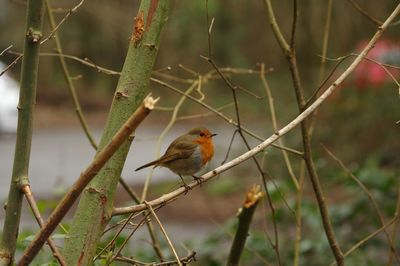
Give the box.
[346,0,382,26]
[112,4,400,225]
[322,144,400,264]
[18,95,159,265]
[20,185,66,266]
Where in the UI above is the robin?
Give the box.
[135,126,217,189]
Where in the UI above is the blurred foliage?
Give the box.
[2,0,400,265]
[13,149,398,265]
[1,0,399,96]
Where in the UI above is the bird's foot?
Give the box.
[181,182,191,194]
[192,175,204,186]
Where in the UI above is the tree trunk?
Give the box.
[62,1,170,264]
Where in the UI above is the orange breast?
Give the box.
[194,137,214,164]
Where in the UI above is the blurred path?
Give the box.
[0,125,245,198]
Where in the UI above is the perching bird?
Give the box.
[135,127,216,188]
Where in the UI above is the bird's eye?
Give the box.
[199,132,205,137]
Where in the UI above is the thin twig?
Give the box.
[260,63,300,190]
[93,212,136,261]
[329,216,399,266]
[27,50,302,156]
[45,0,97,149]
[151,77,304,157]
[103,251,196,266]
[204,7,283,262]
[289,0,298,50]
[293,163,306,266]
[138,82,200,261]
[113,10,400,215]
[0,45,13,56]
[305,56,346,107]
[108,210,155,264]
[346,0,382,26]
[18,95,159,265]
[141,81,198,201]
[145,201,182,266]
[0,54,23,77]
[40,0,86,45]
[102,211,144,236]
[322,144,400,264]
[176,102,234,121]
[319,0,333,83]
[220,129,240,165]
[387,187,400,266]
[264,0,345,264]
[20,185,66,266]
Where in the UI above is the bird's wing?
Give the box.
[158,138,197,164]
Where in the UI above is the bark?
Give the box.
[0,0,44,264]
[62,1,170,265]
[227,185,263,266]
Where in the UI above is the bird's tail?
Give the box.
[135,159,160,171]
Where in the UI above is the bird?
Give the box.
[135,127,217,189]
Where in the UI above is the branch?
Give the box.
[0,45,13,56]
[0,0,45,264]
[144,202,182,266]
[329,216,399,266]
[20,185,66,266]
[44,0,97,149]
[346,0,382,26]
[103,251,196,266]
[262,0,290,55]
[17,95,159,265]
[260,63,299,190]
[0,0,86,78]
[40,0,86,45]
[151,77,303,157]
[322,145,400,264]
[112,4,400,215]
[227,185,263,266]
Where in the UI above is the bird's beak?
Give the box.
[211,133,217,137]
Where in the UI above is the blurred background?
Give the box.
[0,0,399,265]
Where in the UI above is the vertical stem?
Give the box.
[44,0,97,149]
[386,185,400,266]
[294,3,332,264]
[62,1,170,265]
[319,0,333,83]
[45,3,166,259]
[0,0,45,264]
[293,164,306,266]
[263,0,344,265]
[260,63,299,190]
[144,202,182,266]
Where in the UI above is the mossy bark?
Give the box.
[0,0,44,265]
[62,1,170,265]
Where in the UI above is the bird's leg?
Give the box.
[192,175,204,186]
[178,174,191,192]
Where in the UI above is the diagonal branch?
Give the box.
[112,4,400,216]
[322,145,400,264]
[17,95,159,265]
[20,184,66,266]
